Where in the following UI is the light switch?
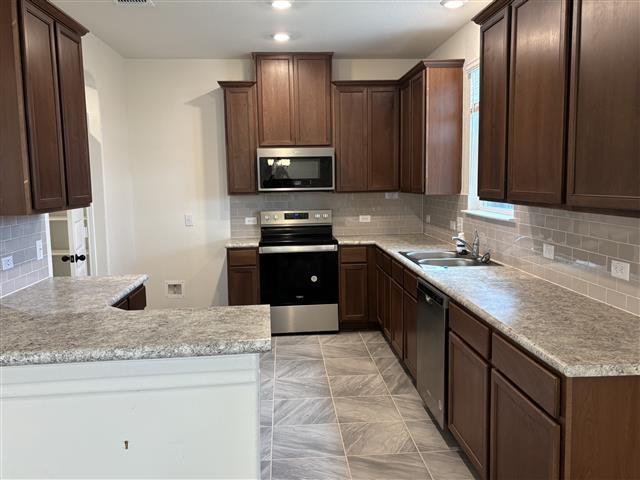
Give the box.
[449,220,456,231]
[385,192,399,200]
[543,243,555,260]
[245,217,257,225]
[359,215,371,223]
[184,214,194,227]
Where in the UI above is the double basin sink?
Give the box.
[400,250,499,268]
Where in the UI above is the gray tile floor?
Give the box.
[260,331,477,480]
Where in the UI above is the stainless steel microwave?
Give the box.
[257,147,335,192]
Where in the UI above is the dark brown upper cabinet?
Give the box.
[506,0,569,206]
[475,0,638,214]
[566,0,640,212]
[254,52,332,147]
[478,8,510,201]
[219,81,257,194]
[398,60,463,195]
[333,81,398,192]
[0,0,90,215]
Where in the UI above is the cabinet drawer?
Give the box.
[391,260,404,284]
[403,269,418,298]
[450,303,490,359]
[341,246,368,264]
[492,333,560,418]
[228,248,258,267]
[375,248,391,274]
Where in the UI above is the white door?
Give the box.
[67,208,89,277]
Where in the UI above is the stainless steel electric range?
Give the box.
[258,210,339,334]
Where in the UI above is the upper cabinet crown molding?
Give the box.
[0,0,91,215]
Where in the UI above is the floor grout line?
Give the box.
[363,332,436,480]
[268,339,276,480]
[321,338,353,480]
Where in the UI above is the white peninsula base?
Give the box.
[1,354,260,479]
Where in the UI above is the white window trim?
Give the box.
[464,60,515,222]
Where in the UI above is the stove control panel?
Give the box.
[261,210,332,227]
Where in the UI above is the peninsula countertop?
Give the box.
[225,234,640,377]
[0,275,271,367]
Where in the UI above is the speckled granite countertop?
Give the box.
[226,238,260,248]
[0,275,271,367]
[335,234,640,378]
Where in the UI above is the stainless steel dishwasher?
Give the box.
[416,280,449,430]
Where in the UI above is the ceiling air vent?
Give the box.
[114,0,155,5]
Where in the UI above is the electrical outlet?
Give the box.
[611,260,630,281]
[36,240,43,260]
[244,217,257,225]
[166,280,185,298]
[359,215,371,223]
[543,243,555,260]
[385,192,399,200]
[457,216,464,232]
[1,256,14,271]
[449,220,456,231]
[184,214,194,227]
[425,215,431,224]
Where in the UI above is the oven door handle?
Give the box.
[259,245,338,254]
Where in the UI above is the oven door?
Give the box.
[259,247,338,306]
[257,148,334,191]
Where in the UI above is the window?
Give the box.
[465,64,514,220]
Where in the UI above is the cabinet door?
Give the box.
[399,81,412,192]
[293,54,331,146]
[566,0,640,212]
[21,1,66,211]
[55,23,91,207]
[339,263,369,324]
[376,266,390,335]
[334,85,368,191]
[128,285,147,311]
[368,86,399,191]
[223,84,257,193]
[256,54,295,146]
[449,332,489,479]
[507,0,569,205]
[390,279,404,357]
[228,266,260,306]
[410,73,425,194]
[490,370,561,480]
[402,291,417,379]
[424,67,462,195]
[478,8,510,201]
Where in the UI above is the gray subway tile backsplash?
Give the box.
[0,215,50,298]
[423,195,640,316]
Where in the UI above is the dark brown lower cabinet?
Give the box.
[448,332,489,479]
[389,279,403,357]
[376,266,390,336]
[402,291,417,379]
[490,369,561,480]
[227,248,260,306]
[113,285,146,311]
[339,263,368,325]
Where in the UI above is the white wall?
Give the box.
[333,59,419,80]
[82,34,136,276]
[125,60,252,308]
[427,22,480,195]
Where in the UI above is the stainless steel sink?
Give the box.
[400,251,498,268]
[402,251,461,261]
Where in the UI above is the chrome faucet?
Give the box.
[452,230,491,263]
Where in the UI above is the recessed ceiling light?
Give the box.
[440,0,466,8]
[273,32,291,42]
[271,0,291,9]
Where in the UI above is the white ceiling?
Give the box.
[53,0,490,59]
